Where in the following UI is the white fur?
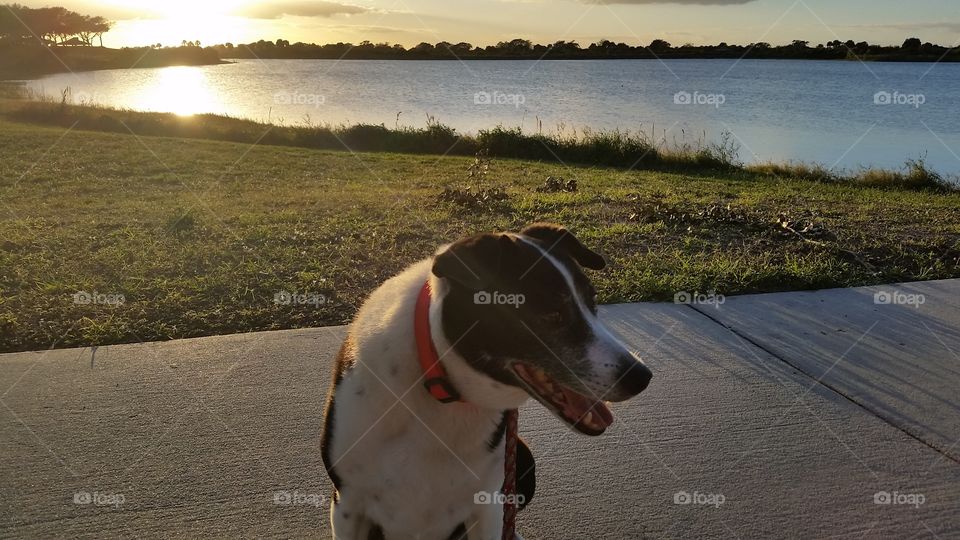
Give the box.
[327,259,521,540]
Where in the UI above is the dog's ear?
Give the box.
[520,222,606,270]
[432,233,514,290]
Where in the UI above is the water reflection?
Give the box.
[130,66,222,116]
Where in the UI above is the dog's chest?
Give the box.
[330,376,506,534]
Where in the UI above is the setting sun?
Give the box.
[96,0,255,46]
[113,17,253,48]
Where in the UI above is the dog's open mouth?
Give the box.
[513,363,613,436]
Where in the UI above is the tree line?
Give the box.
[214,37,958,62]
[2,2,955,63]
[0,4,111,47]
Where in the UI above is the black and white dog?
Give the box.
[321,223,652,539]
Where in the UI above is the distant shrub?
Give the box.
[747,155,950,191]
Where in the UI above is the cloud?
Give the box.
[324,24,419,35]
[581,0,756,4]
[240,1,370,19]
[841,21,960,34]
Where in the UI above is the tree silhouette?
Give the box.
[0,3,113,46]
[649,39,672,52]
[902,37,922,51]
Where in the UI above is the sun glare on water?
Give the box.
[131,66,222,117]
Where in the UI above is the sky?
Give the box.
[17,0,960,49]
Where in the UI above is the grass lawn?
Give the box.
[1,117,958,353]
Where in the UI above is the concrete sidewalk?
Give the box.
[1,280,958,538]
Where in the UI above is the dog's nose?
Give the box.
[619,361,652,395]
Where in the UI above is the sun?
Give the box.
[103,0,256,47]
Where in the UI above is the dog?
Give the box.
[321,223,653,540]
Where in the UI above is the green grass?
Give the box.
[0,114,958,353]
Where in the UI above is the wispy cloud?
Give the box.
[324,24,420,35]
[839,21,960,34]
[239,1,370,19]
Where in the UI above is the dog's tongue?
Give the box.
[560,386,614,429]
[514,363,614,433]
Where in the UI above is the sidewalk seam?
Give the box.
[685,304,960,466]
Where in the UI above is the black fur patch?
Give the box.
[321,338,354,491]
[366,523,465,540]
[487,411,509,451]
[516,438,536,511]
[434,229,601,392]
[447,523,468,540]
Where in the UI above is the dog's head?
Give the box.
[432,223,652,436]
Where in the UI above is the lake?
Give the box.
[25,58,960,174]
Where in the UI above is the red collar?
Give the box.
[416,283,518,538]
[415,281,461,403]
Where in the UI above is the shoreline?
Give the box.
[0,92,954,191]
[1,59,235,82]
[0,45,227,81]
[217,55,960,63]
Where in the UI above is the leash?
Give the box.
[414,281,522,540]
[501,408,519,540]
